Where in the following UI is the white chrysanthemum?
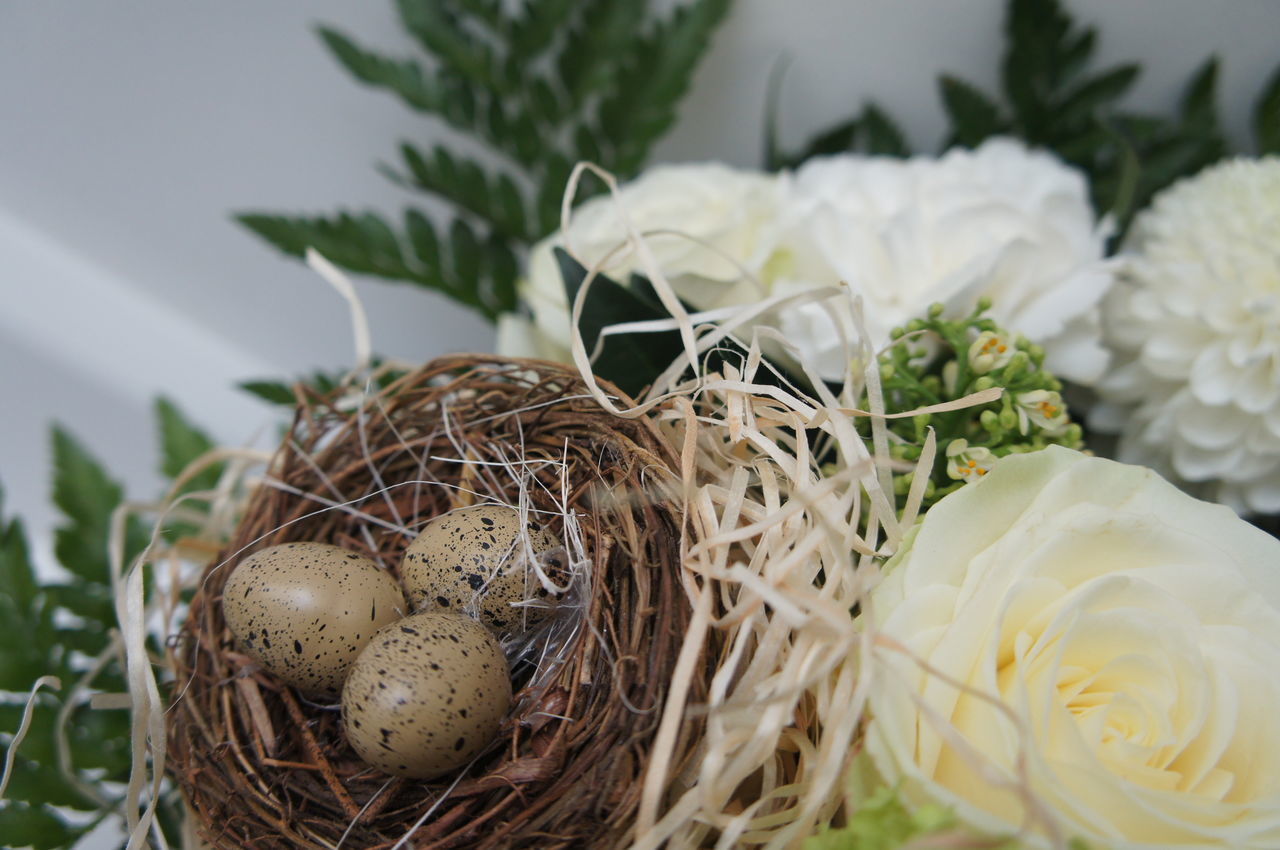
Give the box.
[1093,157,1280,514]
[773,138,1115,382]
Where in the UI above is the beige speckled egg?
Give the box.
[341,611,511,778]
[401,505,567,634]
[222,542,407,696]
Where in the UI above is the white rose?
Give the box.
[497,163,786,361]
[775,139,1115,382]
[865,446,1280,849]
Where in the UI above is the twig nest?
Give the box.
[402,504,566,634]
[342,611,512,779]
[167,356,706,850]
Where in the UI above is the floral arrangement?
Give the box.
[3,0,1280,849]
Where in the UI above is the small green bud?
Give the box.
[914,413,932,428]
[980,409,1001,433]
[1000,352,1030,384]
[976,296,993,312]
[1027,343,1046,365]
[906,319,925,333]
[999,407,1018,430]
[889,326,905,340]
[880,363,895,381]
[927,302,945,319]
[1064,423,1083,447]
[973,376,996,392]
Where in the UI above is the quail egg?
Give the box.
[222,542,406,696]
[401,505,568,634]
[341,611,512,778]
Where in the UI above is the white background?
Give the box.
[0,1,1277,846]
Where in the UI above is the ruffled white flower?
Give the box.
[1093,157,1280,513]
[773,138,1115,382]
[497,163,787,361]
[499,142,1114,384]
[866,447,1280,849]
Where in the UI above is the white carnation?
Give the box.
[773,138,1115,381]
[500,163,787,362]
[499,142,1114,384]
[1093,157,1280,514]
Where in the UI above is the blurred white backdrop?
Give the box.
[1,0,1277,570]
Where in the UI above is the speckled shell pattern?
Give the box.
[401,504,567,634]
[342,611,512,779]
[222,542,407,696]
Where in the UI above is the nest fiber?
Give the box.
[167,356,705,849]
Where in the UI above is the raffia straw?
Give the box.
[549,162,1073,849]
[0,675,62,801]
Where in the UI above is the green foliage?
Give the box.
[780,0,1280,237]
[866,303,1083,515]
[803,785,955,850]
[239,358,408,407]
[554,249,776,398]
[1256,65,1280,154]
[770,102,908,169]
[240,0,733,321]
[0,407,207,847]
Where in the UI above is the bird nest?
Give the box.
[167,356,707,849]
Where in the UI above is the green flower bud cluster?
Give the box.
[867,299,1084,514]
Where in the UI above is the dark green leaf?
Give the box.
[939,75,1005,147]
[860,104,909,156]
[557,0,647,109]
[1001,0,1077,135]
[596,0,733,173]
[0,489,38,608]
[155,397,221,494]
[1180,57,1220,132]
[449,219,483,293]
[555,248,686,397]
[396,0,507,94]
[1056,64,1140,126]
[0,599,54,690]
[0,802,81,849]
[0,758,94,810]
[235,210,512,320]
[510,0,576,59]
[317,27,439,112]
[43,582,115,626]
[1253,63,1280,153]
[1108,136,1141,224]
[785,117,861,167]
[50,427,122,584]
[237,380,296,406]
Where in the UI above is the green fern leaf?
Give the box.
[1253,63,1280,153]
[155,397,222,495]
[317,27,440,112]
[597,0,733,173]
[396,0,508,94]
[939,75,1006,147]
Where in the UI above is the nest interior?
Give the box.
[168,356,705,850]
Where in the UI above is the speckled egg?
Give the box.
[341,611,511,778]
[401,505,568,634]
[222,542,407,696]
